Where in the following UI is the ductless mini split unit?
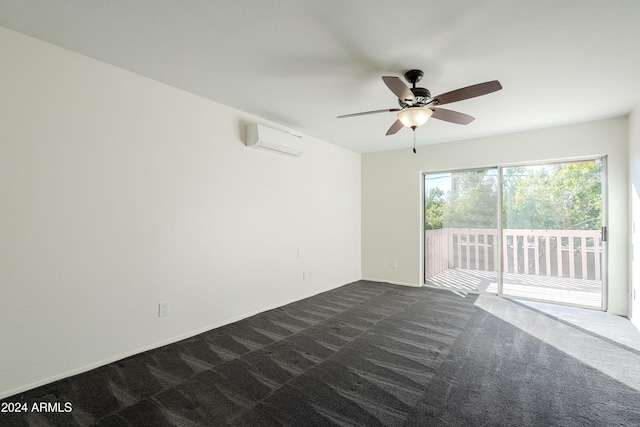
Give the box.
[246,123,304,157]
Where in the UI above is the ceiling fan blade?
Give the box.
[337,108,400,118]
[431,80,502,106]
[382,76,415,103]
[386,119,404,135]
[430,107,475,125]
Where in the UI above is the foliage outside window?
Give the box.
[424,161,602,231]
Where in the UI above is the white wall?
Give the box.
[0,27,361,399]
[630,103,640,327]
[362,117,629,315]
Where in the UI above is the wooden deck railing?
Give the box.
[425,228,602,281]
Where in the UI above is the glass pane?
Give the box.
[501,160,603,308]
[424,169,499,293]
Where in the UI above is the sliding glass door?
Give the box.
[424,168,499,293]
[424,159,605,309]
[501,160,604,308]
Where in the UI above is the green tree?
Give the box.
[425,161,602,231]
[502,161,601,230]
[551,162,602,229]
[425,187,444,230]
[503,166,557,229]
[443,170,498,228]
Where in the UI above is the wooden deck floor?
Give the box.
[425,268,602,309]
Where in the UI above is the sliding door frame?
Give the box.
[601,156,609,312]
[422,156,608,311]
[422,166,501,294]
[497,165,505,296]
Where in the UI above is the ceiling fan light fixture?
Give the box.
[397,107,433,129]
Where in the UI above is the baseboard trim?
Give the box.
[361,277,422,288]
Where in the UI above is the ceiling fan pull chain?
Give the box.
[412,129,417,154]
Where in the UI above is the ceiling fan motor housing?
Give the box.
[398,87,431,108]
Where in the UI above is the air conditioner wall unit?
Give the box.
[246,123,304,157]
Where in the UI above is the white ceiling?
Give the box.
[1,0,639,153]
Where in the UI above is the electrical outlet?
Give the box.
[392,261,398,270]
[158,302,169,317]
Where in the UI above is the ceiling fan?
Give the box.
[337,69,502,152]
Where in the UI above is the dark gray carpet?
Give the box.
[2,281,640,426]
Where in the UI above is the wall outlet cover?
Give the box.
[158,302,169,317]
